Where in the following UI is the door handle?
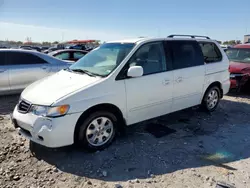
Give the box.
[163,79,170,85]
[41,66,50,72]
[175,77,183,83]
[41,66,48,70]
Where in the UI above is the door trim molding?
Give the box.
[130,99,172,112]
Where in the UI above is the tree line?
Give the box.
[0,39,242,46]
[221,40,242,45]
[0,40,60,46]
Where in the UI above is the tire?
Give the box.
[202,86,221,112]
[77,111,118,151]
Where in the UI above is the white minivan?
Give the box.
[12,35,230,151]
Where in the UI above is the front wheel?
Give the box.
[77,111,117,151]
[202,86,220,112]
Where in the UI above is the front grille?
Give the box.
[18,100,31,113]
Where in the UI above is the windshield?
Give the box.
[69,43,134,76]
[226,48,250,63]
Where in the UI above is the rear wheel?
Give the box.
[77,111,117,151]
[202,86,220,112]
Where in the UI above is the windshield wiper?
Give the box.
[70,69,98,77]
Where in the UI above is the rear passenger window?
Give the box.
[7,52,48,65]
[170,41,204,70]
[199,42,222,63]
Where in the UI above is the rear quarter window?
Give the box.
[199,42,222,63]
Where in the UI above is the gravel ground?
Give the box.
[1,94,250,188]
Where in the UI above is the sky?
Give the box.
[0,0,249,42]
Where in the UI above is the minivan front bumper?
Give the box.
[12,106,81,148]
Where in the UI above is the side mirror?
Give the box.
[127,66,143,78]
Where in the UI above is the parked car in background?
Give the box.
[20,45,32,49]
[69,44,87,50]
[220,44,231,52]
[43,47,60,54]
[68,44,95,52]
[42,49,50,54]
[41,46,49,51]
[20,46,34,51]
[30,46,42,52]
[12,35,230,151]
[48,49,88,62]
[0,49,70,95]
[226,44,250,91]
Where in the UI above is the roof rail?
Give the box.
[168,34,210,39]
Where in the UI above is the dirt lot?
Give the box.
[1,94,250,188]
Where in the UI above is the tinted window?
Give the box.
[128,42,167,75]
[73,52,86,60]
[55,52,70,60]
[199,42,222,63]
[170,41,204,70]
[7,52,48,65]
[0,52,5,66]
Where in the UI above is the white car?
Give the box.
[12,35,230,151]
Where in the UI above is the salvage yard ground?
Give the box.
[1,94,250,188]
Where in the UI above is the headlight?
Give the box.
[30,105,70,117]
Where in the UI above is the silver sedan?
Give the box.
[0,49,70,95]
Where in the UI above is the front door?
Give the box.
[168,40,205,112]
[124,41,174,125]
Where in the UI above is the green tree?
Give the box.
[236,40,242,44]
[52,41,59,45]
[42,41,51,46]
[16,41,23,45]
[223,41,229,45]
[223,40,239,45]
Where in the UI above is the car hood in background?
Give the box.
[21,70,101,106]
[229,61,250,73]
[64,60,75,64]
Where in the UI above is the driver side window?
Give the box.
[128,42,167,75]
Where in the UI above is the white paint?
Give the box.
[13,37,230,148]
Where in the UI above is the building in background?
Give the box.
[244,35,250,43]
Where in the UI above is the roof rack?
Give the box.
[168,34,210,39]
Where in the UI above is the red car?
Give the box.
[226,44,250,91]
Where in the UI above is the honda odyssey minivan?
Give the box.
[12,35,230,151]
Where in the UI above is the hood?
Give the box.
[21,70,101,105]
[229,61,250,73]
